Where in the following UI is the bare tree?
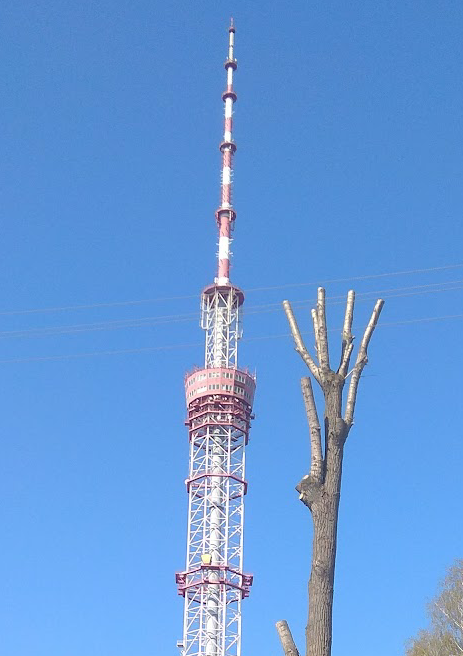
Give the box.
[276,288,384,656]
[406,559,463,656]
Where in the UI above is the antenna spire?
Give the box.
[216,20,238,285]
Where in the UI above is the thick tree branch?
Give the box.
[283,300,321,384]
[338,290,355,377]
[316,288,330,372]
[301,377,323,482]
[276,620,300,656]
[311,308,320,365]
[344,299,384,426]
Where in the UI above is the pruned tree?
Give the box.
[406,559,463,656]
[276,288,384,656]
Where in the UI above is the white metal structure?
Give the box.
[176,19,255,656]
[201,285,243,369]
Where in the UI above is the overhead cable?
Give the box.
[1,279,462,340]
[1,311,462,364]
[0,262,462,316]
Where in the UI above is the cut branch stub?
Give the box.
[283,300,321,384]
[301,377,323,482]
[276,620,300,656]
[316,287,330,372]
[338,290,355,377]
[311,308,320,365]
[297,474,323,508]
[344,298,384,426]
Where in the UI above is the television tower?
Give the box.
[176,19,255,656]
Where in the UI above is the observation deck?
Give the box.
[185,367,256,407]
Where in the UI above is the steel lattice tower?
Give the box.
[176,20,255,656]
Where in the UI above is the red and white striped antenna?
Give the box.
[216,18,237,285]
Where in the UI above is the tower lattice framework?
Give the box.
[176,20,255,656]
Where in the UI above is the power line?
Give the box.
[0,342,204,364]
[0,311,199,339]
[0,262,462,317]
[0,311,462,364]
[245,263,463,293]
[247,279,463,313]
[1,278,462,340]
[245,313,463,342]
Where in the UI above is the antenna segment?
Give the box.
[217,17,236,286]
[176,19,256,656]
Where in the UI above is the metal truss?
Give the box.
[177,394,253,656]
[201,286,242,369]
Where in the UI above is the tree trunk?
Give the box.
[307,378,345,656]
[308,493,340,656]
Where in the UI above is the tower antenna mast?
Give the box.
[176,19,256,656]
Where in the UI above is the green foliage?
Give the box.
[406,560,463,656]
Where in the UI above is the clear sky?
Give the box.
[0,1,462,655]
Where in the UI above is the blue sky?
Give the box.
[0,1,462,655]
